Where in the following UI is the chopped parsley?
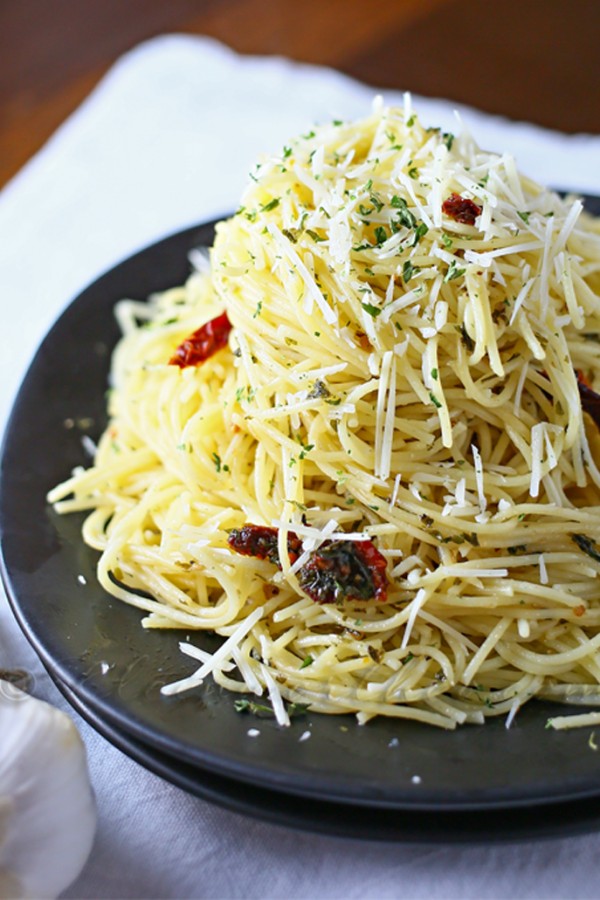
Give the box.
[298,441,314,459]
[402,260,418,283]
[234,698,310,718]
[260,198,280,212]
[374,225,388,245]
[211,452,229,473]
[412,222,429,246]
[361,302,382,318]
[370,193,384,212]
[445,259,466,282]
[391,196,416,229]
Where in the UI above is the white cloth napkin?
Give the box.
[2,34,600,900]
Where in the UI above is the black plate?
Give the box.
[49,668,600,843]
[2,202,600,816]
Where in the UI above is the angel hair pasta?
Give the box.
[49,100,600,729]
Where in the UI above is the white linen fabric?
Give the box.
[1,34,600,900]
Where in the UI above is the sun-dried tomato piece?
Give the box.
[227,525,302,566]
[298,539,388,604]
[228,525,388,604]
[576,369,600,429]
[442,193,482,226]
[169,312,232,367]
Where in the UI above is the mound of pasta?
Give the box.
[50,101,600,729]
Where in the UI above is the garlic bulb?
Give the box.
[0,680,96,899]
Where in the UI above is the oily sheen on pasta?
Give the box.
[49,101,600,729]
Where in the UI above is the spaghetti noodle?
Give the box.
[49,100,600,729]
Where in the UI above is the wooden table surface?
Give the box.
[2,0,599,189]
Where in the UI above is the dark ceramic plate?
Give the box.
[49,668,600,843]
[2,201,600,819]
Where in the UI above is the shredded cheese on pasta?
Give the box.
[49,101,600,729]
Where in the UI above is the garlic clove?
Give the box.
[0,680,96,900]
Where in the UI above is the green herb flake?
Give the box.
[442,132,454,151]
[431,367,438,380]
[370,193,384,212]
[234,698,308,719]
[441,233,454,249]
[361,302,382,319]
[234,698,274,716]
[260,197,280,212]
[211,452,222,472]
[306,229,325,243]
[429,392,442,409]
[300,655,314,669]
[391,196,417,230]
[402,260,419,283]
[408,167,419,179]
[517,211,530,224]
[445,260,466,282]
[412,222,429,246]
[374,225,388,245]
[298,441,314,460]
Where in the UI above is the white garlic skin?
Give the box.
[0,681,96,899]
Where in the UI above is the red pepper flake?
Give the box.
[574,604,586,617]
[169,312,232,368]
[227,524,388,603]
[442,193,482,226]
